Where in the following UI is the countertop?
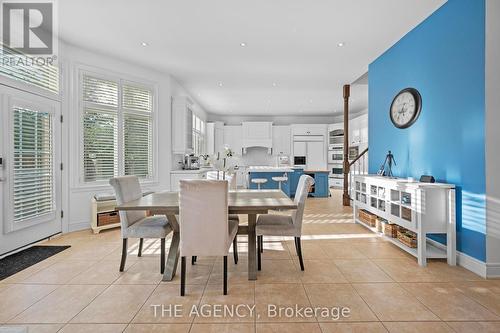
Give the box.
[170,167,214,174]
[247,166,295,173]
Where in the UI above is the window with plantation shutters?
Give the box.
[13,107,55,222]
[0,45,59,94]
[81,72,154,183]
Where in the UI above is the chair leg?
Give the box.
[223,255,228,295]
[192,256,197,265]
[257,235,262,271]
[138,238,143,257]
[295,237,305,271]
[180,256,186,296]
[233,235,238,264]
[260,235,264,253]
[119,238,128,272]
[160,238,166,274]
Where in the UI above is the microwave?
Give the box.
[328,149,343,164]
[330,164,344,178]
[294,156,306,166]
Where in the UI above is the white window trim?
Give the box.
[73,64,159,189]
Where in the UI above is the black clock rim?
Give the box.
[389,87,422,129]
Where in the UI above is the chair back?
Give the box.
[109,176,146,238]
[207,171,237,190]
[179,180,230,257]
[291,175,315,233]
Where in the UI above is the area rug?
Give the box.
[0,245,70,280]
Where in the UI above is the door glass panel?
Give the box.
[13,106,54,222]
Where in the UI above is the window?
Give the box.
[192,113,205,156]
[81,72,154,183]
[0,45,59,94]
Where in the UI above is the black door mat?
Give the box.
[0,245,70,280]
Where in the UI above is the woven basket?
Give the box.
[376,218,387,233]
[397,227,417,248]
[383,223,398,238]
[359,209,378,227]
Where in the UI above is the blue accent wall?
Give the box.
[368,0,486,261]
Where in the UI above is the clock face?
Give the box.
[390,88,422,129]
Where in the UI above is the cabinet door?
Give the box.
[206,123,215,154]
[293,141,307,156]
[223,125,243,155]
[242,122,272,140]
[272,126,290,155]
[307,141,325,170]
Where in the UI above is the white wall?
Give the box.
[486,0,500,270]
[60,42,174,232]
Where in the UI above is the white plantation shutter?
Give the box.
[13,107,55,222]
[0,46,59,93]
[83,108,118,181]
[123,83,153,179]
[81,73,154,183]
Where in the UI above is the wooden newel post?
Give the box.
[342,84,351,206]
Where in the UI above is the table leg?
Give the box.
[247,213,257,280]
[163,214,180,281]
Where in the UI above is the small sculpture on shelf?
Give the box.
[377,150,396,177]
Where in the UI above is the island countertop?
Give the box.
[247,166,295,173]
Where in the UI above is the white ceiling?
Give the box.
[59,0,446,116]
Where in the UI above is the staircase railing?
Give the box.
[348,147,368,199]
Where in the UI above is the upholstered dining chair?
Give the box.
[109,176,172,273]
[256,174,314,271]
[207,170,239,222]
[179,180,239,296]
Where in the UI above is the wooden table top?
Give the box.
[116,189,297,214]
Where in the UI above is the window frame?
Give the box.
[77,67,158,187]
[192,113,205,156]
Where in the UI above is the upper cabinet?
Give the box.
[291,124,327,136]
[349,114,368,145]
[223,125,243,155]
[272,125,291,155]
[206,121,224,155]
[171,96,193,154]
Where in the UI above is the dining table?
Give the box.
[115,189,297,281]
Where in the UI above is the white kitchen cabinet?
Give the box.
[223,125,243,155]
[242,122,272,141]
[349,114,368,145]
[172,97,194,154]
[214,121,224,153]
[291,124,327,136]
[293,139,326,170]
[272,125,291,155]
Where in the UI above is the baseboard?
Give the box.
[427,239,487,278]
[486,262,500,278]
[68,220,90,232]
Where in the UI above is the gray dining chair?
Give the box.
[109,176,172,273]
[179,179,239,296]
[256,174,314,271]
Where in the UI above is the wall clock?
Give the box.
[389,88,422,129]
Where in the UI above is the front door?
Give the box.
[0,86,62,256]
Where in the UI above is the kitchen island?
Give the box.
[248,166,330,197]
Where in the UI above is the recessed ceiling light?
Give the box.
[272,82,277,87]
[141,42,148,47]
[240,42,247,47]
[337,42,345,47]
[218,82,223,87]
[309,99,313,103]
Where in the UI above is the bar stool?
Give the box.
[251,178,268,190]
[272,174,288,191]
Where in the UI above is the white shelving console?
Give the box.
[352,175,456,266]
